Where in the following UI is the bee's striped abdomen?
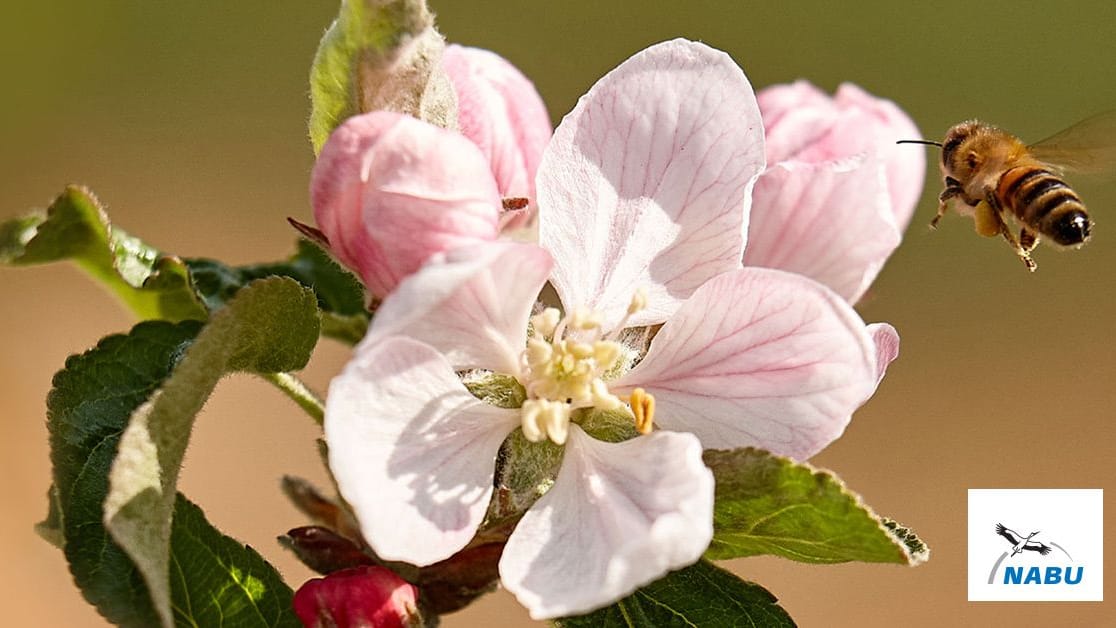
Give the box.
[997,166,1091,245]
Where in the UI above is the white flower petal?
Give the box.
[364,241,552,375]
[743,157,900,304]
[325,336,519,565]
[538,39,764,331]
[613,267,877,460]
[500,426,713,619]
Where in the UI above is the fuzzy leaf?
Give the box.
[309,0,457,154]
[104,277,318,626]
[1,186,207,321]
[48,321,198,626]
[46,319,302,626]
[553,560,795,628]
[186,240,368,344]
[704,448,928,565]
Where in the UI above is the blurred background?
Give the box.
[1,1,1112,625]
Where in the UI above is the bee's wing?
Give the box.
[1029,110,1116,174]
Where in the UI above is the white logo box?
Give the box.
[968,489,1103,601]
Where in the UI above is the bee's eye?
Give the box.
[942,135,965,166]
[966,153,978,169]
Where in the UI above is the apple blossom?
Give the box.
[325,39,898,619]
[311,111,501,300]
[311,46,550,300]
[744,80,926,303]
[443,44,552,228]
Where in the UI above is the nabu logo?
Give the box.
[988,523,1082,586]
[967,489,1102,602]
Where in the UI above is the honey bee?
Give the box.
[900,112,1116,271]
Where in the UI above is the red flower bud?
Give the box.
[293,566,420,628]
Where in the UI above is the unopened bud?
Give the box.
[293,565,421,628]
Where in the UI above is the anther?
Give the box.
[608,288,648,340]
[530,308,561,338]
[629,388,656,435]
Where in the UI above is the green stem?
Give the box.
[264,372,325,425]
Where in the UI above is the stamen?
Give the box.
[521,399,571,444]
[530,308,560,338]
[606,287,648,340]
[629,388,656,435]
[517,292,652,445]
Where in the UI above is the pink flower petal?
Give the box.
[538,39,764,331]
[758,80,926,232]
[325,336,519,565]
[443,45,552,223]
[867,322,900,386]
[758,81,839,164]
[612,267,877,460]
[311,111,501,300]
[743,157,900,303]
[364,241,552,375]
[500,426,713,619]
[834,83,926,231]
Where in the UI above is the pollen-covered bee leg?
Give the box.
[972,200,1002,238]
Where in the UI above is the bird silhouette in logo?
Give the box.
[995,523,1053,557]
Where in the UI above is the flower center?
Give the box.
[518,290,654,444]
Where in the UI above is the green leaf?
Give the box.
[48,320,201,626]
[554,560,795,628]
[1,185,207,322]
[170,496,300,628]
[104,277,319,627]
[48,317,304,626]
[703,448,928,565]
[186,239,368,344]
[309,0,457,154]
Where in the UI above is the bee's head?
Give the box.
[941,121,984,179]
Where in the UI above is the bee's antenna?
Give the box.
[896,139,943,147]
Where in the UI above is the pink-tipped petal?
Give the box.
[758,80,926,232]
[757,81,839,164]
[444,45,552,217]
[500,426,713,619]
[743,157,899,303]
[867,322,900,386]
[311,111,501,299]
[364,241,552,375]
[834,83,926,230]
[612,268,877,460]
[325,337,519,566]
[538,39,764,331]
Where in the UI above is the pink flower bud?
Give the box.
[443,45,552,229]
[744,81,926,303]
[293,566,420,628]
[312,111,501,300]
[758,80,925,230]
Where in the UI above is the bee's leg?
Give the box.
[997,219,1037,272]
[982,193,1038,271]
[1019,227,1040,254]
[932,181,966,228]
